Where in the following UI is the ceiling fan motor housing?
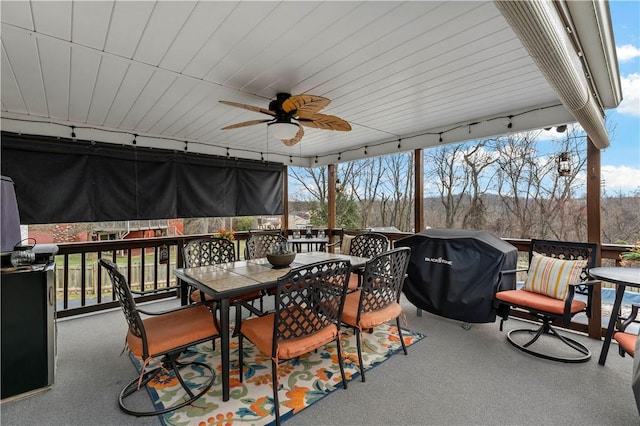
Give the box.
[269,93,295,116]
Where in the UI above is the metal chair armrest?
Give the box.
[500,268,528,276]
[620,304,640,332]
[137,301,210,316]
[130,285,180,296]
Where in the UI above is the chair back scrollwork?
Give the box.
[273,260,350,346]
[349,232,389,258]
[183,237,235,267]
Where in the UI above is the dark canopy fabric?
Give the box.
[1,132,283,224]
[396,229,517,323]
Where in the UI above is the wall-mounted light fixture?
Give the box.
[557,152,571,177]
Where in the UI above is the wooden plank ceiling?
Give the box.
[1,1,583,166]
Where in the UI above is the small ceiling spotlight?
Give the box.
[133,134,137,145]
[556,125,567,133]
[184,141,188,152]
[397,139,402,149]
[338,152,342,161]
[507,115,513,129]
[71,126,76,140]
[439,133,443,143]
[557,152,571,177]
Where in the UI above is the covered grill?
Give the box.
[396,229,517,323]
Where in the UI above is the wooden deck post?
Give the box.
[414,149,424,233]
[282,165,289,233]
[586,137,602,339]
[328,164,337,252]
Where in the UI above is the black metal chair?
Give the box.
[99,258,219,417]
[343,232,390,291]
[615,304,639,357]
[495,239,599,363]
[340,247,411,382]
[245,231,288,260]
[183,237,263,335]
[238,259,351,425]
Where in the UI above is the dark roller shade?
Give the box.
[1,132,283,224]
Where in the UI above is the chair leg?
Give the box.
[355,328,365,382]
[238,335,244,383]
[396,317,408,355]
[119,353,215,417]
[271,358,281,426]
[335,336,348,390]
[505,320,591,363]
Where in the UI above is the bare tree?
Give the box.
[461,140,498,229]
[426,144,469,228]
[378,153,414,231]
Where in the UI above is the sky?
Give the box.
[599,0,640,194]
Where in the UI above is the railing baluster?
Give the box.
[80,252,86,307]
[97,250,102,304]
[63,253,69,310]
[141,247,146,292]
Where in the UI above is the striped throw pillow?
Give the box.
[523,252,587,300]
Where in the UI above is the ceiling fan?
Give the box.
[219,93,351,146]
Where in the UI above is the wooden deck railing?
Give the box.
[54,231,634,340]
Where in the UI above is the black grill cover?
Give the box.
[396,229,517,323]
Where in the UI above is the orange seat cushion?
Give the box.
[127,305,219,358]
[614,331,637,356]
[496,289,586,315]
[341,290,402,329]
[347,273,360,291]
[241,313,338,360]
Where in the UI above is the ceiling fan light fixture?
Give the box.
[269,121,299,140]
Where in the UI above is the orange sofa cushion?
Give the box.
[495,289,586,315]
[241,313,338,360]
[127,304,218,358]
[341,290,402,328]
[614,331,637,356]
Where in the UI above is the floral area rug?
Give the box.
[128,324,425,426]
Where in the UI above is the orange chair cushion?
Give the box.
[614,331,637,356]
[496,289,586,315]
[127,305,218,358]
[347,273,360,291]
[341,290,402,329]
[241,313,338,360]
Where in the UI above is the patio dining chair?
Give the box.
[614,304,639,357]
[495,239,599,363]
[183,237,263,335]
[238,259,351,425]
[99,259,219,417]
[244,231,288,260]
[342,232,390,291]
[341,247,411,382]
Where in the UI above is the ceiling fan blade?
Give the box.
[219,100,276,116]
[282,95,330,115]
[297,113,351,131]
[281,124,304,146]
[221,119,272,130]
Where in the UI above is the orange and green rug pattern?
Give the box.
[130,324,425,426]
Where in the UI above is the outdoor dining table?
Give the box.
[173,251,369,402]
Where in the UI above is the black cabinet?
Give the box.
[1,266,56,400]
